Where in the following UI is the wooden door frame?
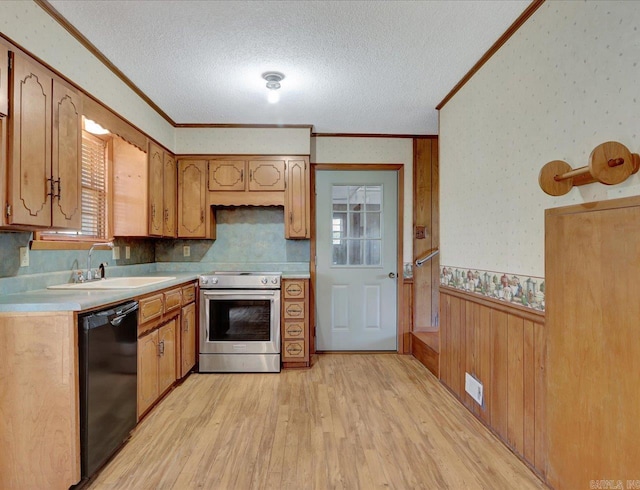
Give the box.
[310,163,405,354]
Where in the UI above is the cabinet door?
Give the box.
[208,160,246,191]
[8,52,52,227]
[181,302,196,377]
[158,318,177,395]
[284,159,310,238]
[137,330,159,418]
[148,141,164,236]
[112,137,148,236]
[51,79,82,229]
[178,160,207,238]
[0,44,9,116]
[248,160,285,192]
[163,151,177,237]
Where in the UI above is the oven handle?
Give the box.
[201,290,278,297]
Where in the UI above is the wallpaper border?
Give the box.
[440,265,545,312]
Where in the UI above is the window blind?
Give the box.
[80,132,108,238]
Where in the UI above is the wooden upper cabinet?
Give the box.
[208,159,285,192]
[285,158,310,239]
[6,52,81,229]
[113,137,148,237]
[0,44,9,116]
[149,142,177,238]
[148,141,164,236]
[208,160,245,191]
[51,79,82,229]
[163,151,177,237]
[248,160,285,191]
[178,159,209,238]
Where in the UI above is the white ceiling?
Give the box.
[47,0,530,134]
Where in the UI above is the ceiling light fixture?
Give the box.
[83,118,110,135]
[262,71,285,104]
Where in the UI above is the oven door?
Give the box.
[200,289,281,355]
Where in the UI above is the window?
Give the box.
[35,129,111,245]
[331,185,382,266]
[80,131,109,239]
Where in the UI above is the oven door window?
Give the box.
[208,299,271,342]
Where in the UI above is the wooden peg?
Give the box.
[539,141,639,196]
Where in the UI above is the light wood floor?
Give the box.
[89,354,546,489]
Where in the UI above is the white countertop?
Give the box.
[0,272,199,313]
[281,273,311,279]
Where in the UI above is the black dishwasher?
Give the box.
[79,301,139,479]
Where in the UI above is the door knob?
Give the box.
[388,272,396,279]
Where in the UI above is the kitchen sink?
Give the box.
[48,276,176,290]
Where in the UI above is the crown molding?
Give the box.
[35,0,177,126]
[436,0,545,110]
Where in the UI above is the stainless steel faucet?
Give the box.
[87,242,114,280]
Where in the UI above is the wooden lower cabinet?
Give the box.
[180,302,196,377]
[138,329,160,416]
[0,311,80,489]
[281,278,310,367]
[138,317,178,419]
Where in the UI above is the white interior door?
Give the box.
[316,170,398,351]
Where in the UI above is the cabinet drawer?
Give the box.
[283,280,306,299]
[139,294,164,325]
[181,284,196,305]
[164,288,182,313]
[284,321,305,339]
[283,340,305,359]
[284,301,305,320]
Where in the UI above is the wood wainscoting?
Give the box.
[439,286,546,479]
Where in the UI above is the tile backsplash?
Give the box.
[0,206,310,294]
[155,207,310,264]
[0,233,154,279]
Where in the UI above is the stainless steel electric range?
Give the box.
[199,272,281,373]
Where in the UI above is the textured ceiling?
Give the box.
[47,0,530,134]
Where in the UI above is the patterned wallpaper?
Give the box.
[1,1,174,148]
[439,0,640,277]
[174,127,311,155]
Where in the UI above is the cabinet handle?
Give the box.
[158,340,165,356]
[240,169,244,182]
[54,178,61,199]
[46,177,55,198]
[151,204,156,220]
[249,170,253,181]
[164,209,168,223]
[185,319,189,332]
[289,211,293,224]
[200,210,204,223]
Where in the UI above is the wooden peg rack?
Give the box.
[539,141,640,196]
